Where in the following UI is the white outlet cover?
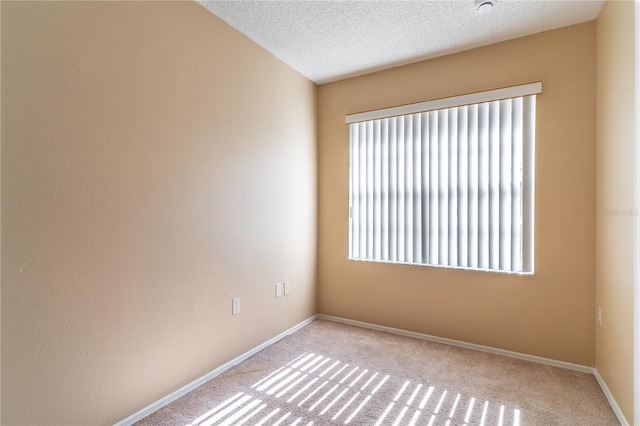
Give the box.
[284,281,290,296]
[597,307,603,326]
[275,282,283,298]
[232,297,240,315]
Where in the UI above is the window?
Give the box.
[346,83,540,274]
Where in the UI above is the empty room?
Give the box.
[1,0,638,425]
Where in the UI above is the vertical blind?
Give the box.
[347,83,539,274]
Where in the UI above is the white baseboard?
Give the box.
[317,314,594,373]
[115,313,629,426]
[318,314,630,426]
[113,315,318,426]
[594,370,630,426]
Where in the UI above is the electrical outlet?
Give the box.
[284,281,290,296]
[275,282,283,298]
[597,306,603,327]
[232,297,240,315]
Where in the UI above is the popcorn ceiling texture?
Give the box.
[198,0,604,84]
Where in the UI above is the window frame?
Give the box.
[346,83,541,275]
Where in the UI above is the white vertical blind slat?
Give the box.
[389,118,398,262]
[406,115,414,263]
[523,96,536,273]
[414,114,423,263]
[439,109,449,265]
[499,99,513,271]
[429,111,440,265]
[458,106,469,268]
[468,104,479,269]
[478,103,490,269]
[366,121,374,259]
[381,119,390,261]
[489,101,501,270]
[350,124,358,258]
[512,98,523,270]
[357,123,364,257]
[421,113,430,264]
[397,117,406,262]
[374,120,382,260]
[359,122,367,258]
[449,109,459,265]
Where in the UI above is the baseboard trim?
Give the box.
[115,313,628,426]
[113,315,318,426]
[317,314,594,373]
[318,314,632,425]
[594,370,630,426]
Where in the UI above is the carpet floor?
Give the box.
[135,319,618,426]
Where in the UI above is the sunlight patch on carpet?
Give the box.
[185,352,523,426]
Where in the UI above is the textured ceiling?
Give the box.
[197,0,604,84]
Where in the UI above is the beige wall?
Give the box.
[596,1,636,424]
[1,2,317,425]
[0,1,3,420]
[318,23,597,366]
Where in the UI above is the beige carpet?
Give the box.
[135,319,618,426]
